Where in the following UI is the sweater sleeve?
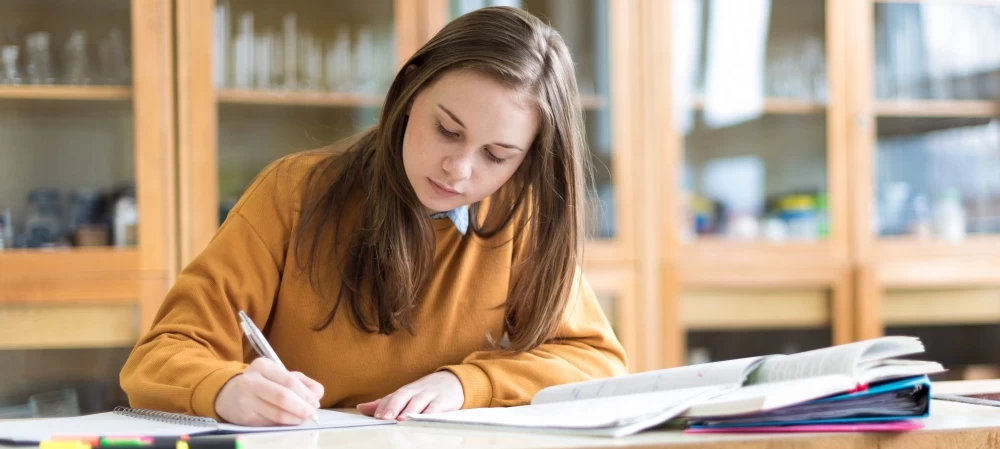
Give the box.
[440,269,629,409]
[119,160,297,420]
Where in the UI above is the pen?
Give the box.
[238,310,320,424]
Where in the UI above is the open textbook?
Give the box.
[405,336,944,437]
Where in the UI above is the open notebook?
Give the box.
[405,336,944,437]
[0,406,392,445]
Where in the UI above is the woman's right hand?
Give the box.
[215,358,324,426]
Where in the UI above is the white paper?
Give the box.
[531,357,764,405]
[217,409,391,433]
[0,412,214,444]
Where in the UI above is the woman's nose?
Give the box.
[442,150,474,181]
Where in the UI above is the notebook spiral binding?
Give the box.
[113,406,218,427]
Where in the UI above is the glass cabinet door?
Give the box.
[870,1,1000,246]
[449,0,633,261]
[660,0,850,367]
[671,0,839,246]
[0,0,136,252]
[853,1,1000,375]
[179,0,416,263]
[0,0,174,417]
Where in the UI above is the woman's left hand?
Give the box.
[357,371,465,421]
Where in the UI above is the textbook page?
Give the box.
[749,336,926,384]
[531,357,765,405]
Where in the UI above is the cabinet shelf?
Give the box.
[0,85,132,101]
[215,89,611,111]
[692,97,827,115]
[0,248,158,304]
[875,100,1000,118]
[0,247,140,276]
[676,239,846,287]
[216,89,385,107]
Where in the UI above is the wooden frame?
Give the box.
[0,0,176,347]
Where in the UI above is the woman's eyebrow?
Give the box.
[438,104,465,128]
[438,104,525,153]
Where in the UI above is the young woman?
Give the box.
[120,6,627,426]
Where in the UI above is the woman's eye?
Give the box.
[436,122,459,138]
[484,148,506,165]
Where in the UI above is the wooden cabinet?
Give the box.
[7,0,1000,378]
[0,0,175,349]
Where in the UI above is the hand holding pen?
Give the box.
[213,311,324,426]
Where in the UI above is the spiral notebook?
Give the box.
[0,406,393,445]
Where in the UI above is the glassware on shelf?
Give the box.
[325,27,352,92]
[62,30,91,85]
[764,35,827,101]
[213,4,396,95]
[24,188,63,248]
[1,45,20,85]
[353,26,376,94]
[98,28,130,85]
[24,32,55,85]
[0,208,12,251]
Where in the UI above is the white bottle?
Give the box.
[933,188,966,243]
[114,194,138,247]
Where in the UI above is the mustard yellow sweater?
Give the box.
[120,152,627,420]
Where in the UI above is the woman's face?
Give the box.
[402,69,539,214]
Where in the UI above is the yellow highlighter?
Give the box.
[40,442,92,449]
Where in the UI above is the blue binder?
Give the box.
[689,375,931,428]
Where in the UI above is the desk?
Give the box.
[4,394,1000,448]
[227,400,1000,449]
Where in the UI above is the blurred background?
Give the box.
[2,0,1000,418]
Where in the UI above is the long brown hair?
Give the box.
[295,6,591,353]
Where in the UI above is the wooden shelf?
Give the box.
[674,239,846,287]
[0,303,139,350]
[216,88,384,107]
[0,248,163,304]
[875,100,1000,118]
[692,97,826,115]
[875,235,1000,259]
[683,288,830,330]
[0,247,140,277]
[0,85,132,101]
[215,89,611,111]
